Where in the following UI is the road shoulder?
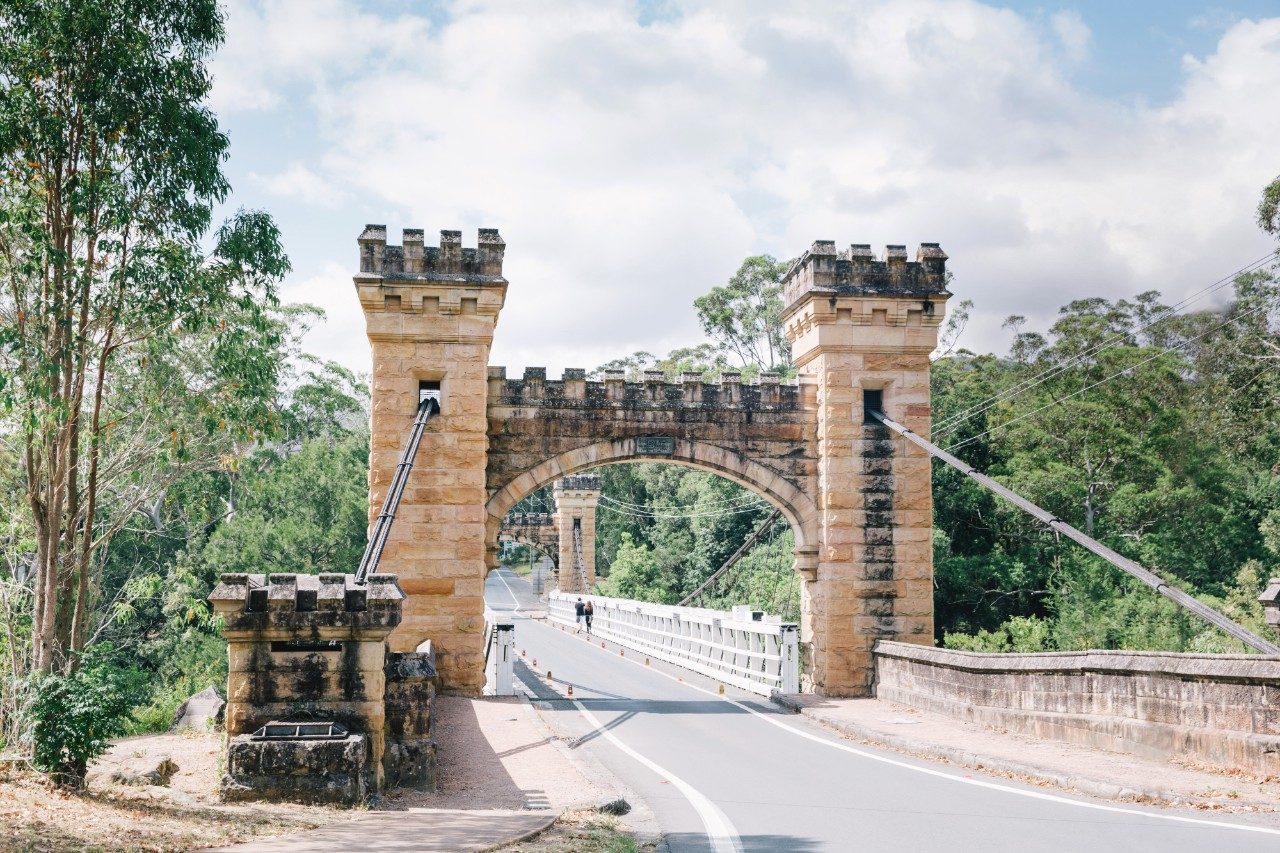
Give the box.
[771,693,1280,815]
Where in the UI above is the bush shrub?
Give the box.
[30,649,147,786]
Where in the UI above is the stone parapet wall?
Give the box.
[873,641,1280,775]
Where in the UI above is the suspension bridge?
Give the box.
[210,227,1280,848]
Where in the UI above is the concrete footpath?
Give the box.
[203,695,625,852]
[773,694,1280,812]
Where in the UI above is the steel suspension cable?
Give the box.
[678,508,783,606]
[872,410,1280,655]
[356,396,438,582]
[595,499,771,520]
[599,491,766,512]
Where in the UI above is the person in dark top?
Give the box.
[575,597,585,630]
[583,600,594,634]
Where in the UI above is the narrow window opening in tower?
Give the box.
[863,388,884,423]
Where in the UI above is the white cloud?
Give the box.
[278,262,370,373]
[213,1,1280,373]
[209,0,432,113]
[1051,10,1092,63]
[250,163,347,207]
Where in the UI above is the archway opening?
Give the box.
[490,455,810,630]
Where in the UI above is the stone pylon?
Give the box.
[553,475,600,592]
[784,243,949,696]
[353,226,507,694]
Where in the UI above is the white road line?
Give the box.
[545,618,1280,838]
[570,697,743,853]
[494,567,523,616]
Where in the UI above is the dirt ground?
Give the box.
[0,698,643,853]
[0,731,347,853]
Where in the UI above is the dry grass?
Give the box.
[0,732,347,853]
[497,810,656,853]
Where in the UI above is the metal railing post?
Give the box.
[780,624,800,694]
[494,623,515,696]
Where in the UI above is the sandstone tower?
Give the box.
[553,475,600,592]
[354,227,506,692]
[784,243,949,695]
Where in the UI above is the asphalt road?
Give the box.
[484,567,1280,852]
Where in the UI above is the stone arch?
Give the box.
[484,437,819,578]
[496,530,558,569]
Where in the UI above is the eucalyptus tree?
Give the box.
[0,0,290,674]
[694,255,792,371]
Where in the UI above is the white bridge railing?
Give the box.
[548,591,799,696]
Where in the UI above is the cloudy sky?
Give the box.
[208,0,1280,376]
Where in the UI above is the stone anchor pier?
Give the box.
[210,572,435,804]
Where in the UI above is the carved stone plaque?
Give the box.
[635,436,675,455]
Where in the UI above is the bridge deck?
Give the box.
[485,569,1280,852]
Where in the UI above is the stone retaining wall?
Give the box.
[873,641,1280,775]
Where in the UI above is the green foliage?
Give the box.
[1260,176,1280,237]
[693,255,792,370]
[933,271,1280,651]
[30,647,147,786]
[597,533,670,602]
[0,0,293,675]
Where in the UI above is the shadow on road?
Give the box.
[662,832,822,852]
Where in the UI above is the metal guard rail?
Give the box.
[548,590,799,696]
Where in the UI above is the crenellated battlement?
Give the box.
[357,226,506,281]
[782,242,948,310]
[500,512,556,528]
[487,367,803,411]
[557,474,600,492]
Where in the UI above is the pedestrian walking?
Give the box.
[584,600,594,635]
[575,597,585,630]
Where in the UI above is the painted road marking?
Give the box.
[545,615,1280,838]
[570,697,744,853]
[495,567,523,616]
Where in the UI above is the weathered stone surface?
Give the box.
[109,754,178,787]
[172,685,224,731]
[211,571,434,804]
[874,641,1280,775]
[223,735,368,805]
[554,475,599,591]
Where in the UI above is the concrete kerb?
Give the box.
[767,694,1260,808]
[476,813,558,853]
[514,667,667,849]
